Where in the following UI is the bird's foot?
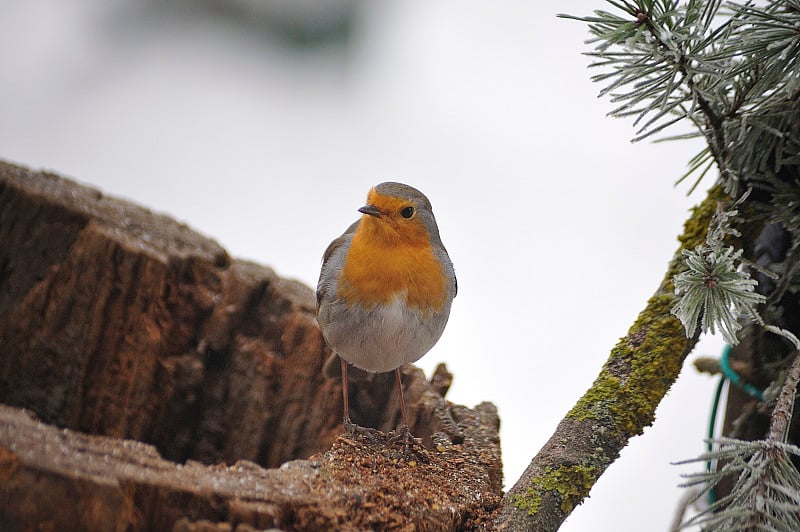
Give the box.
[342,417,382,443]
[389,425,427,461]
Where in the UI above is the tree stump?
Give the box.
[0,161,502,531]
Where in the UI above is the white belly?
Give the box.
[319,294,450,373]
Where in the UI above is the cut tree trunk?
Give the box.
[0,160,502,531]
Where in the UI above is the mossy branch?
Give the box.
[493,184,727,531]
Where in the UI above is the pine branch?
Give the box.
[671,199,766,344]
[765,246,800,307]
[562,0,733,171]
[563,0,800,189]
[677,440,800,530]
[674,349,800,530]
[767,350,800,443]
[493,185,725,531]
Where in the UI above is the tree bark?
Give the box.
[0,160,502,531]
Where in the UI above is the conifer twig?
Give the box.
[768,350,800,443]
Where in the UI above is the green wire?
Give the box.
[705,344,765,505]
[719,344,764,400]
[706,375,726,505]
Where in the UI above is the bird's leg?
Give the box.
[395,367,413,445]
[339,359,382,441]
[391,368,431,464]
[341,357,356,432]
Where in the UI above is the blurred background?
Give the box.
[1,1,725,529]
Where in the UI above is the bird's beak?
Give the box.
[358,204,382,217]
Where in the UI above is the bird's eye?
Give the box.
[400,206,415,219]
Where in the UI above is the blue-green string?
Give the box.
[706,344,764,505]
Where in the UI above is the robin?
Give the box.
[316,182,457,439]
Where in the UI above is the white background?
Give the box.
[2,1,726,529]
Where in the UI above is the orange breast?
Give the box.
[338,216,447,314]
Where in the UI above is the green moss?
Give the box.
[513,489,542,516]
[513,465,598,515]
[677,184,727,252]
[567,292,690,438]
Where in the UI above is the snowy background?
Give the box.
[2,1,726,529]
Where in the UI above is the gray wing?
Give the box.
[316,220,359,312]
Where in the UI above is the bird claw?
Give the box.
[342,418,382,442]
[389,425,426,460]
[388,425,414,444]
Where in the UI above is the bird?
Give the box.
[316,182,456,440]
